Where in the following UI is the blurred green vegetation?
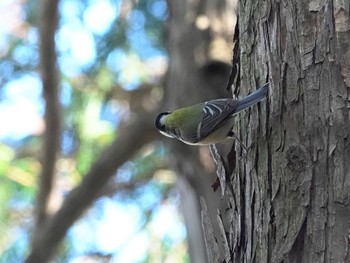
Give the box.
[0,0,187,261]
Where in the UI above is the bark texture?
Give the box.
[210,0,350,262]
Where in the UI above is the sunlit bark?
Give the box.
[208,0,350,262]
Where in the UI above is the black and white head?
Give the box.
[155,112,174,138]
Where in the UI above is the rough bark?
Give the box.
[208,0,350,262]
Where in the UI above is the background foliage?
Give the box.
[0,0,188,261]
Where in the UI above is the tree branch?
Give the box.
[28,1,163,262]
[25,110,159,263]
[35,0,61,230]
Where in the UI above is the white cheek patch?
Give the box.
[159,115,167,125]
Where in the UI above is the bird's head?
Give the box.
[155,112,175,138]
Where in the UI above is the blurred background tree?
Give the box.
[0,0,236,262]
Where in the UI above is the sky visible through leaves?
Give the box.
[0,0,188,262]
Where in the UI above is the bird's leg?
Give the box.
[227,130,248,152]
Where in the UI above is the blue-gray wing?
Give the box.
[198,98,239,140]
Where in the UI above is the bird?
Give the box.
[155,82,269,146]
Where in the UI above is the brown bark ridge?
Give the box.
[210,0,350,262]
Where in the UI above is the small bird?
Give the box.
[155,83,269,146]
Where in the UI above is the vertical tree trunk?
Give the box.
[164,0,237,262]
[213,0,350,262]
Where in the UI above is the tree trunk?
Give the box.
[164,0,237,262]
[210,0,350,262]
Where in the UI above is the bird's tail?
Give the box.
[234,82,269,114]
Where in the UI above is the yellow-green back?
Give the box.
[165,103,204,131]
